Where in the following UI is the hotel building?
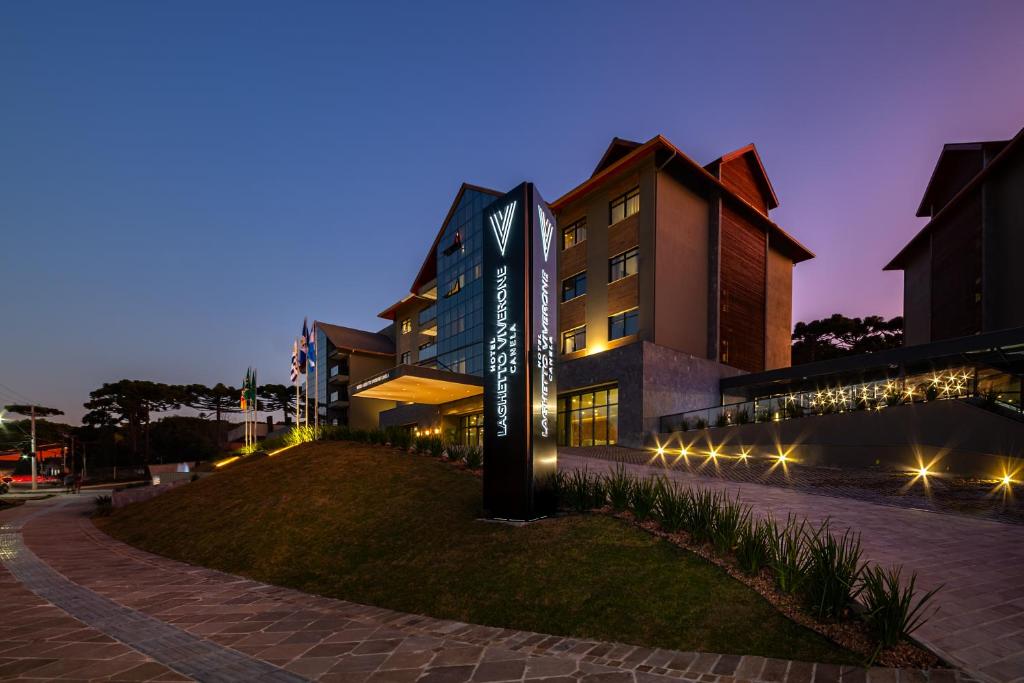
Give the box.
[313,134,813,447]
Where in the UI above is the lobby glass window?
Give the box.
[563,218,586,250]
[460,412,483,446]
[609,308,639,341]
[561,272,587,302]
[609,187,639,224]
[558,385,618,447]
[401,318,412,334]
[562,325,586,354]
[400,351,411,364]
[609,247,638,282]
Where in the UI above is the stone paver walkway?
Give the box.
[1,495,964,683]
[560,449,1024,683]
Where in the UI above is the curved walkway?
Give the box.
[560,449,1024,683]
[0,495,967,683]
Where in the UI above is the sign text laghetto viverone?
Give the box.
[482,183,558,520]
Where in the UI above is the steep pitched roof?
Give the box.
[915,140,1010,217]
[409,182,503,294]
[885,126,1024,271]
[704,143,779,211]
[551,135,813,263]
[592,137,642,177]
[315,321,394,356]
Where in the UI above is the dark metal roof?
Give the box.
[722,326,1024,397]
[315,321,395,357]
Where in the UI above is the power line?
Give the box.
[0,381,36,405]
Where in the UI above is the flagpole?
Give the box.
[296,338,302,428]
[254,368,259,446]
[313,324,319,428]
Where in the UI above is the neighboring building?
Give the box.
[335,136,812,447]
[885,127,1024,345]
[311,321,397,429]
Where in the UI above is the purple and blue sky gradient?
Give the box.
[2,1,1023,422]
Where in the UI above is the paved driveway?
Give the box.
[0,493,963,682]
[560,450,1024,683]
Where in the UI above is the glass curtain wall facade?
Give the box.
[435,189,490,376]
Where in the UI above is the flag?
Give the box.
[240,369,249,410]
[248,368,257,407]
[290,341,299,383]
[298,320,308,374]
[306,320,316,371]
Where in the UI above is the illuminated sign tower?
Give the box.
[482,182,558,520]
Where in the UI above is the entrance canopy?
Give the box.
[351,364,483,405]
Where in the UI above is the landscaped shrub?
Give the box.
[736,408,751,424]
[284,425,321,446]
[94,494,113,517]
[655,479,690,533]
[565,469,605,513]
[604,464,632,511]
[803,521,864,620]
[685,488,722,545]
[546,470,567,506]
[768,514,810,595]
[715,412,730,428]
[446,445,465,464]
[735,517,772,575]
[712,496,751,555]
[628,477,659,522]
[464,445,483,469]
[694,417,708,430]
[427,436,445,458]
[860,565,942,648]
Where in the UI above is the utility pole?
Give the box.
[30,405,37,491]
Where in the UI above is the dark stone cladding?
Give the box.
[558,341,740,447]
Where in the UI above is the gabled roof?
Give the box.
[704,143,779,211]
[885,126,1024,271]
[315,321,395,357]
[551,135,814,263]
[409,182,503,294]
[592,137,642,177]
[915,140,1010,217]
[377,294,432,321]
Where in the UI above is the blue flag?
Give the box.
[298,320,308,374]
[306,320,316,371]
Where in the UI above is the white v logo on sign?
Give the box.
[489,201,517,256]
[538,206,554,262]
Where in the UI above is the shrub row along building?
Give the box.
[310,129,1024,471]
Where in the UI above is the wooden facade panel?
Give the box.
[721,156,769,214]
[560,241,587,280]
[607,274,638,317]
[560,295,586,333]
[608,214,639,258]
[720,204,766,372]
[930,193,982,340]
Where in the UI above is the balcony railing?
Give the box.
[418,343,437,360]
[659,367,1022,433]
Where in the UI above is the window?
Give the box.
[561,272,587,302]
[608,308,639,341]
[460,413,484,446]
[401,318,412,334]
[445,273,465,298]
[558,385,618,447]
[609,247,639,282]
[563,218,586,250]
[610,187,639,224]
[400,351,411,364]
[562,325,586,354]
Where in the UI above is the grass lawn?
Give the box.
[100,442,857,664]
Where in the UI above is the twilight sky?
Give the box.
[2,1,1023,423]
